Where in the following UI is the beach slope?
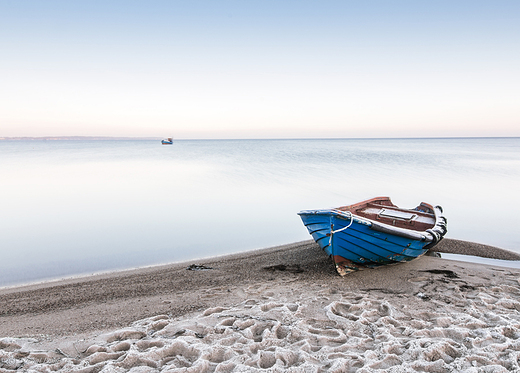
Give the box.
[1,238,520,372]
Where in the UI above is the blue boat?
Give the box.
[161,137,173,145]
[298,197,447,275]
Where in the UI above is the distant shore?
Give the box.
[0,136,161,141]
[1,238,520,371]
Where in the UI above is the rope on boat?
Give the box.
[330,211,354,235]
[329,211,354,248]
[424,207,448,249]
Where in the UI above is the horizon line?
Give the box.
[1,135,519,141]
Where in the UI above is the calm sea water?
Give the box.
[1,138,519,287]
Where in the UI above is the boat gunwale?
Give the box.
[298,204,446,244]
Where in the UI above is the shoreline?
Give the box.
[2,238,520,371]
[1,238,519,338]
[0,241,319,293]
[3,237,519,294]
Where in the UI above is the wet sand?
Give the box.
[1,238,520,372]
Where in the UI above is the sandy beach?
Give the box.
[2,238,520,372]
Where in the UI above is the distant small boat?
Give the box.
[298,197,447,275]
[161,137,173,145]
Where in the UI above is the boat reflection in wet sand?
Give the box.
[298,197,447,275]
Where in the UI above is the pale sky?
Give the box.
[1,1,519,139]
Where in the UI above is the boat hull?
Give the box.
[298,198,447,275]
